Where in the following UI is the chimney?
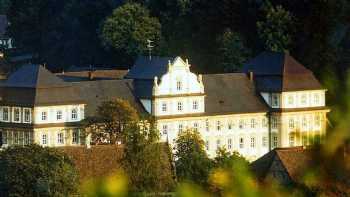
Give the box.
[249,71,254,81]
[88,71,94,80]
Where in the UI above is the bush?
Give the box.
[0,145,79,196]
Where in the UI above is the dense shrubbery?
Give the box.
[0,145,79,196]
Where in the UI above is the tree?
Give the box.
[213,148,248,169]
[87,98,139,145]
[217,29,251,72]
[257,1,294,52]
[0,145,78,196]
[122,118,175,192]
[100,3,161,59]
[175,129,213,186]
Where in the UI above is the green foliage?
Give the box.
[0,0,9,14]
[122,118,176,192]
[217,29,251,72]
[100,3,161,58]
[257,1,295,52]
[87,98,139,144]
[175,129,213,186]
[0,145,78,197]
[213,148,248,169]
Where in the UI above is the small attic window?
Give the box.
[219,100,224,104]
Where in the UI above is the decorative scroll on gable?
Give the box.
[153,57,204,96]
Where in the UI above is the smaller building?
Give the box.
[250,146,312,185]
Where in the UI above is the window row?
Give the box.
[2,131,33,145]
[161,100,200,112]
[0,107,32,123]
[288,114,323,129]
[286,93,322,106]
[41,130,80,145]
[40,108,79,121]
[161,118,269,134]
[204,136,276,151]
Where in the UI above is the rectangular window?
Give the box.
[315,114,321,127]
[161,103,167,112]
[302,135,307,146]
[314,94,320,104]
[71,109,78,120]
[251,119,257,128]
[2,131,7,144]
[42,134,47,145]
[3,107,9,121]
[250,137,255,148]
[193,101,198,110]
[289,135,295,146]
[288,95,294,105]
[216,121,221,131]
[178,124,183,133]
[262,136,267,147]
[228,139,232,149]
[205,120,209,132]
[271,117,278,129]
[57,133,64,144]
[176,81,182,91]
[301,94,307,105]
[177,102,183,111]
[228,120,233,130]
[162,124,168,135]
[193,122,198,131]
[14,132,19,144]
[239,137,244,149]
[24,109,31,123]
[302,116,307,128]
[216,139,221,149]
[41,111,47,121]
[24,132,30,145]
[289,118,295,129]
[13,108,20,122]
[262,118,268,128]
[57,110,62,120]
[72,130,79,144]
[273,136,278,148]
[239,120,244,129]
[205,140,209,151]
[271,94,279,107]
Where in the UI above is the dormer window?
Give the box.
[271,94,279,107]
[24,108,31,123]
[176,80,182,91]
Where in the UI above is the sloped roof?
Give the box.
[203,73,268,115]
[0,15,7,37]
[125,56,175,80]
[251,147,312,183]
[242,52,324,92]
[3,64,67,88]
[0,64,83,106]
[72,79,147,117]
[56,70,128,82]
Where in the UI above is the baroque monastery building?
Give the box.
[0,52,329,161]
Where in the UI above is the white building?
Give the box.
[0,52,329,161]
